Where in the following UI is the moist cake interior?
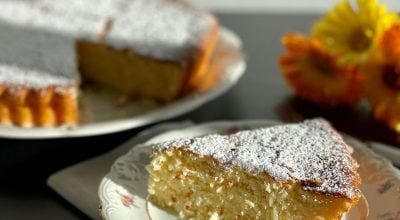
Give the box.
[76,41,188,103]
[148,149,356,219]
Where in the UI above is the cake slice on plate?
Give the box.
[147,119,361,219]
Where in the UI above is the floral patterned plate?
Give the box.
[99,120,400,220]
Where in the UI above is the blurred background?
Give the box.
[189,0,400,13]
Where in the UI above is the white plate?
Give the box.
[99,120,400,220]
[0,28,245,139]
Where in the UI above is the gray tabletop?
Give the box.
[1,12,398,219]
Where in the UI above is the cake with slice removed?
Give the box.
[0,0,218,127]
[146,119,361,219]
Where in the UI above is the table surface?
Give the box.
[1,12,400,220]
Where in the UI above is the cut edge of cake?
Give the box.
[75,15,219,103]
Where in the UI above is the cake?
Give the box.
[147,119,361,219]
[0,0,219,127]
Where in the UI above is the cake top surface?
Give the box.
[0,0,214,89]
[0,0,214,61]
[155,119,361,199]
[0,22,76,89]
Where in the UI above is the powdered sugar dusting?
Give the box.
[0,22,76,88]
[108,0,214,60]
[0,0,214,61]
[155,119,361,199]
[0,0,214,89]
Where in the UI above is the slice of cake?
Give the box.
[147,119,361,219]
[0,0,218,127]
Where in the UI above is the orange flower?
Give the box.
[381,24,400,64]
[279,34,362,106]
[363,58,400,131]
[364,26,400,131]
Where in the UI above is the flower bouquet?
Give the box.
[280,0,400,132]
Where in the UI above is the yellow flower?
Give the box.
[364,26,400,131]
[312,0,398,66]
[279,34,362,106]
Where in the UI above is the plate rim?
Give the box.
[98,119,400,220]
[0,27,246,139]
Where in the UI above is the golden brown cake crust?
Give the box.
[183,19,220,94]
[0,85,78,127]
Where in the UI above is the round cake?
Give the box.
[0,0,219,127]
